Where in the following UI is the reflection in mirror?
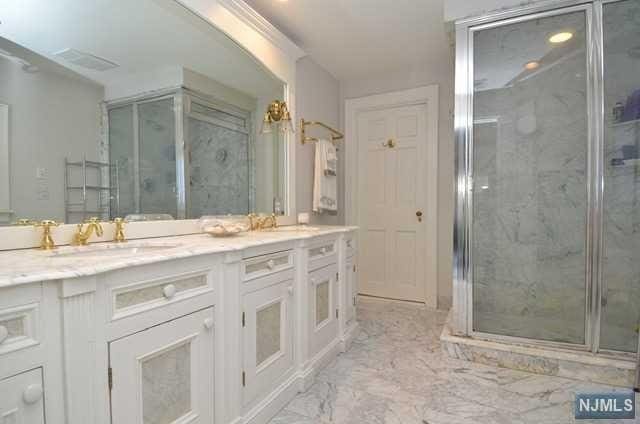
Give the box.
[0,0,286,225]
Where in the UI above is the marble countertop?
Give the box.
[0,225,356,288]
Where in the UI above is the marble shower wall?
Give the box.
[187,117,250,217]
[471,11,589,344]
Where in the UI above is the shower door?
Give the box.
[468,6,592,345]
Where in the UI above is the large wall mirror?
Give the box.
[0,0,291,227]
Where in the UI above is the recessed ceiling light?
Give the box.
[524,61,540,70]
[549,31,573,44]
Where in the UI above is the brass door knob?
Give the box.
[382,139,396,148]
[416,211,423,222]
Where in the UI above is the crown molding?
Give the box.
[216,0,306,61]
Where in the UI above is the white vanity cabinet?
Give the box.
[0,368,45,424]
[109,307,215,424]
[0,227,357,424]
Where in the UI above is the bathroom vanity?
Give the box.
[0,227,358,424]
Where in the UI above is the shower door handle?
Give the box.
[416,211,423,222]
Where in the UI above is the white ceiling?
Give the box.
[0,0,282,99]
[243,0,450,81]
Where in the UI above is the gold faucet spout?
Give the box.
[73,217,104,246]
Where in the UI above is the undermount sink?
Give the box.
[268,225,321,232]
[49,243,180,259]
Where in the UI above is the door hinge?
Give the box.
[242,311,245,327]
[353,264,356,273]
[108,367,113,390]
[336,308,339,319]
[242,371,246,387]
[336,272,339,281]
[353,296,357,306]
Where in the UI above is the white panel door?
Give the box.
[356,104,427,302]
[110,308,214,424]
[0,368,45,424]
[242,279,294,407]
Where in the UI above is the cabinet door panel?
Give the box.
[0,368,44,424]
[308,265,339,357]
[110,308,214,424]
[243,279,293,407]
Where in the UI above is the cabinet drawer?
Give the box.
[308,240,337,271]
[242,250,293,282]
[109,271,212,320]
[0,303,40,357]
[0,368,45,423]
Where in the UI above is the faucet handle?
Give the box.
[15,218,36,226]
[112,217,127,243]
[34,220,59,228]
[85,217,101,224]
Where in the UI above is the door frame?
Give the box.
[345,85,440,308]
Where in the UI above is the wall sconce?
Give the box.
[261,100,294,134]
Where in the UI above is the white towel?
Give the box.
[313,139,338,212]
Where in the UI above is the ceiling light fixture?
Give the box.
[549,31,573,44]
[524,61,540,70]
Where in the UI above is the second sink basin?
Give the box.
[50,243,180,259]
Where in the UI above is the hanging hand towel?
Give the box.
[324,142,338,176]
[313,139,338,212]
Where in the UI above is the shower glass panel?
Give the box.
[599,0,640,353]
[472,11,589,343]
[108,105,135,217]
[138,98,177,218]
[187,102,253,218]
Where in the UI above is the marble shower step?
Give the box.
[440,311,636,388]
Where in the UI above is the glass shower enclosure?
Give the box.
[454,0,640,357]
[108,89,254,220]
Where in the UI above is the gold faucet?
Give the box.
[112,217,127,243]
[33,220,60,250]
[73,217,104,246]
[248,213,278,231]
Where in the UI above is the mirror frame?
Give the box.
[0,0,305,250]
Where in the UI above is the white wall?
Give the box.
[444,0,558,21]
[295,56,341,225]
[339,41,455,308]
[0,56,104,223]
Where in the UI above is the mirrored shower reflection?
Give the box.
[471,11,589,344]
[599,0,640,353]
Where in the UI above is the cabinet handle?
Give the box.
[266,259,276,270]
[23,384,43,405]
[203,317,214,330]
[287,286,294,295]
[0,325,8,344]
[163,284,176,299]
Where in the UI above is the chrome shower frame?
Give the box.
[452,0,634,359]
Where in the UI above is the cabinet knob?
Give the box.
[310,278,316,285]
[287,286,294,295]
[23,384,43,405]
[0,325,8,344]
[163,284,176,299]
[320,247,327,254]
[266,259,276,270]
[203,317,214,330]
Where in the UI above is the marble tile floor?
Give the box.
[269,297,640,424]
